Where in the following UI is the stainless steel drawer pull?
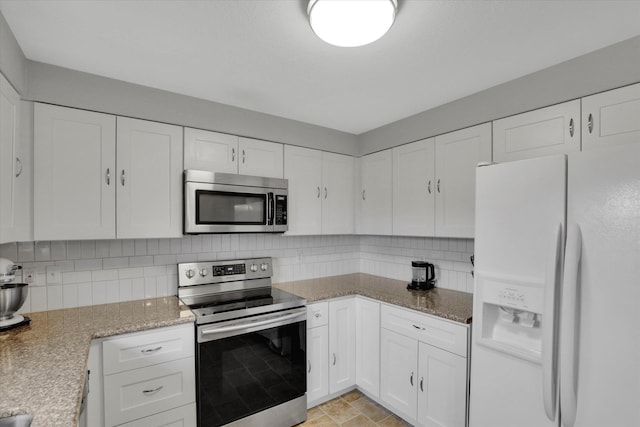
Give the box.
[588,113,594,134]
[428,180,431,194]
[15,158,22,178]
[141,346,162,354]
[437,179,441,193]
[105,168,110,185]
[308,360,312,373]
[121,169,126,186]
[569,118,575,137]
[314,312,321,318]
[324,187,327,199]
[232,147,235,162]
[332,353,337,366]
[420,377,424,392]
[242,149,246,163]
[412,324,425,330]
[410,372,414,386]
[362,189,366,200]
[142,385,164,395]
[317,186,320,198]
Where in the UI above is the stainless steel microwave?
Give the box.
[184,170,288,234]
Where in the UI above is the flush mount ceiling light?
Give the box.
[307,0,398,47]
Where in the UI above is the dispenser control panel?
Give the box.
[481,277,544,313]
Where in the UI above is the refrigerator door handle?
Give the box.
[560,223,582,427]
[542,223,563,421]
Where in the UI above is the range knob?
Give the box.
[185,269,195,279]
[250,264,258,272]
[199,268,208,277]
[260,263,268,271]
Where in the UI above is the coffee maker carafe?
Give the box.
[407,261,436,290]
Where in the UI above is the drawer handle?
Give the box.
[412,324,425,331]
[308,360,312,373]
[142,385,164,395]
[332,353,337,366]
[410,372,414,386]
[141,346,162,354]
[314,312,321,318]
[420,377,424,392]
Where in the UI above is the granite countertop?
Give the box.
[274,273,473,324]
[0,296,195,427]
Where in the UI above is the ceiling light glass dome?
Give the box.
[307,0,398,47]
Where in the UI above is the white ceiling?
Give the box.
[1,0,639,134]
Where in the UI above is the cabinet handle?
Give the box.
[242,149,246,164]
[412,324,425,331]
[332,353,337,366]
[410,372,414,386]
[308,360,312,373]
[569,118,575,137]
[587,113,594,134]
[437,179,441,193]
[324,187,328,199]
[142,385,164,395]
[317,186,321,199]
[232,147,235,162]
[15,157,22,178]
[427,180,431,194]
[362,189,366,200]
[141,346,162,354]
[314,312,321,318]
[121,170,126,186]
[420,377,424,392]
[105,168,110,185]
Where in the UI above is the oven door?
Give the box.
[196,307,307,427]
[185,181,273,233]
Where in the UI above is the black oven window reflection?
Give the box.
[197,322,306,426]
[196,191,266,225]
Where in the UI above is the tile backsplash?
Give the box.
[0,234,473,314]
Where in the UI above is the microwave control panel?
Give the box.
[275,195,287,225]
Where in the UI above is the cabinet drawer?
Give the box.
[117,403,196,427]
[381,305,468,357]
[103,324,194,375]
[104,357,196,427]
[307,302,329,328]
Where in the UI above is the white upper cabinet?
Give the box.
[0,73,22,243]
[359,149,393,235]
[184,127,238,173]
[238,137,283,178]
[284,146,323,235]
[493,100,581,162]
[582,83,640,150]
[435,123,492,238]
[321,152,354,235]
[34,103,116,240]
[284,146,353,235]
[116,117,183,239]
[392,138,435,236]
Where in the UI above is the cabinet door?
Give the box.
[582,83,640,150]
[184,127,238,173]
[322,152,354,235]
[493,100,580,163]
[435,123,491,238]
[307,325,329,406]
[380,328,418,422]
[392,138,435,236]
[238,137,283,178]
[355,297,380,398]
[417,342,467,427]
[329,298,356,393]
[360,149,392,235]
[0,73,20,243]
[284,146,322,235]
[116,117,183,238]
[34,103,116,240]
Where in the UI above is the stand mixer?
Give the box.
[0,257,30,331]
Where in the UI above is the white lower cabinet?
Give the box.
[329,298,356,393]
[88,323,196,427]
[307,324,329,404]
[355,297,380,398]
[380,304,469,427]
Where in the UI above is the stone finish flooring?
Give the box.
[300,390,412,426]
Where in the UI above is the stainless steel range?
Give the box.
[178,258,307,427]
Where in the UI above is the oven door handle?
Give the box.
[199,308,306,342]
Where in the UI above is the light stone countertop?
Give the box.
[274,273,473,324]
[0,296,195,427]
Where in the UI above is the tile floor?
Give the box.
[299,390,412,426]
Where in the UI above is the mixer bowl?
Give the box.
[0,283,28,321]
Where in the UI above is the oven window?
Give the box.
[197,321,306,426]
[196,190,266,225]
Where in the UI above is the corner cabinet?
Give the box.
[284,146,354,235]
[329,298,356,393]
[359,149,392,235]
[355,297,381,398]
[581,83,640,150]
[34,104,183,240]
[434,123,491,238]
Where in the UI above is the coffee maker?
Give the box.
[407,261,436,290]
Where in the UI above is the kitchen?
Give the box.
[1,1,639,427]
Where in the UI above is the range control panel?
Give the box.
[178,257,272,287]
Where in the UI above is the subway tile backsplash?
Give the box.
[0,234,473,314]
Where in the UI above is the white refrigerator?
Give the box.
[469,143,640,427]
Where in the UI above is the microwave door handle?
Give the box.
[267,192,274,226]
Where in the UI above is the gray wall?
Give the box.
[0,11,27,94]
[25,60,360,156]
[358,36,640,155]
